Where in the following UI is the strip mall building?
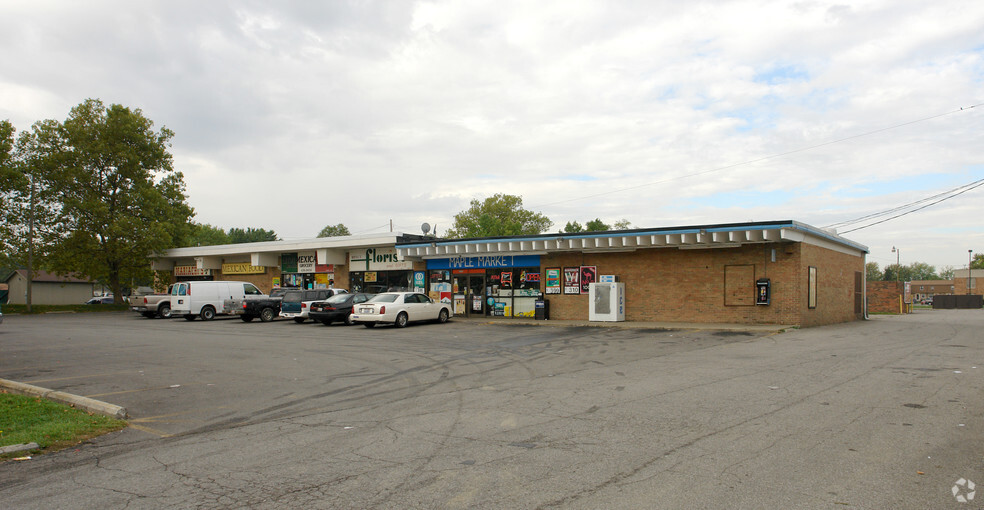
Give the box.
[152,220,868,327]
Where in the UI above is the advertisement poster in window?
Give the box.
[366,271,378,283]
[563,267,580,294]
[808,266,817,309]
[580,266,597,293]
[545,268,561,294]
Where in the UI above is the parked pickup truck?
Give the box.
[130,285,174,319]
[225,294,282,322]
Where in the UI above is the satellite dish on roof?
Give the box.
[421,222,431,235]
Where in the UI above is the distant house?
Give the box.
[909,280,954,302]
[2,270,98,305]
[953,269,984,295]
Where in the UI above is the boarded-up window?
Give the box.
[854,271,863,314]
[808,266,818,309]
[725,265,755,306]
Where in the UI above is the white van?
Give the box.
[170,281,265,321]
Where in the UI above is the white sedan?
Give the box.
[351,292,452,328]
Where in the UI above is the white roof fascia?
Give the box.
[159,233,407,260]
[398,221,869,259]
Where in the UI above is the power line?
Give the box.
[824,177,984,229]
[837,178,984,234]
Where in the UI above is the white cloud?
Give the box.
[1,0,982,269]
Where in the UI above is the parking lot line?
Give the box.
[126,423,172,438]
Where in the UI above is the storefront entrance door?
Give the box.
[453,275,486,317]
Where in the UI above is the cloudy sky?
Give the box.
[2,0,982,271]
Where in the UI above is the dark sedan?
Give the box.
[309,293,375,326]
[84,296,116,305]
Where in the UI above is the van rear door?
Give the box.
[171,283,191,314]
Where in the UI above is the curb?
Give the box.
[0,379,128,420]
[0,442,39,455]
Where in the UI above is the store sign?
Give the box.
[281,253,298,273]
[349,247,413,271]
[427,255,541,270]
[297,251,316,273]
[222,263,266,275]
[173,266,211,277]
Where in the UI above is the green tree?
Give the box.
[228,227,279,243]
[882,262,938,282]
[585,218,609,231]
[907,262,939,281]
[865,262,882,282]
[3,120,68,282]
[317,223,351,237]
[939,265,954,280]
[24,99,193,303]
[613,219,632,230]
[187,223,230,247]
[563,221,583,233]
[445,194,551,238]
[972,253,984,270]
[0,120,21,268]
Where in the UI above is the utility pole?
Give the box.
[969,249,974,295]
[26,171,35,313]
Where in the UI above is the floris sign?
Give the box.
[349,248,413,271]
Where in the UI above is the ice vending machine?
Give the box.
[588,282,625,322]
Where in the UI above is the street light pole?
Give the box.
[891,246,900,283]
[969,249,973,295]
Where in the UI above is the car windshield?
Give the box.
[368,294,399,303]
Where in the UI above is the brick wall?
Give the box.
[213,270,280,293]
[798,243,866,327]
[866,281,906,314]
[540,242,862,326]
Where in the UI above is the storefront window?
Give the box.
[487,267,541,317]
[351,271,413,293]
[428,271,453,305]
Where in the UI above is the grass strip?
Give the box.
[1,303,130,314]
[0,392,127,458]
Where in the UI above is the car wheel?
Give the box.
[320,319,332,326]
[344,314,355,326]
[437,308,449,323]
[395,312,409,328]
[259,307,275,322]
[183,314,196,321]
[200,306,216,321]
[363,322,376,328]
[293,317,306,324]
[158,303,171,319]
[241,316,254,322]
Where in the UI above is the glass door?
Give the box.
[468,276,486,317]
[453,275,486,317]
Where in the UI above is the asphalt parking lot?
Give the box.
[2,310,984,508]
